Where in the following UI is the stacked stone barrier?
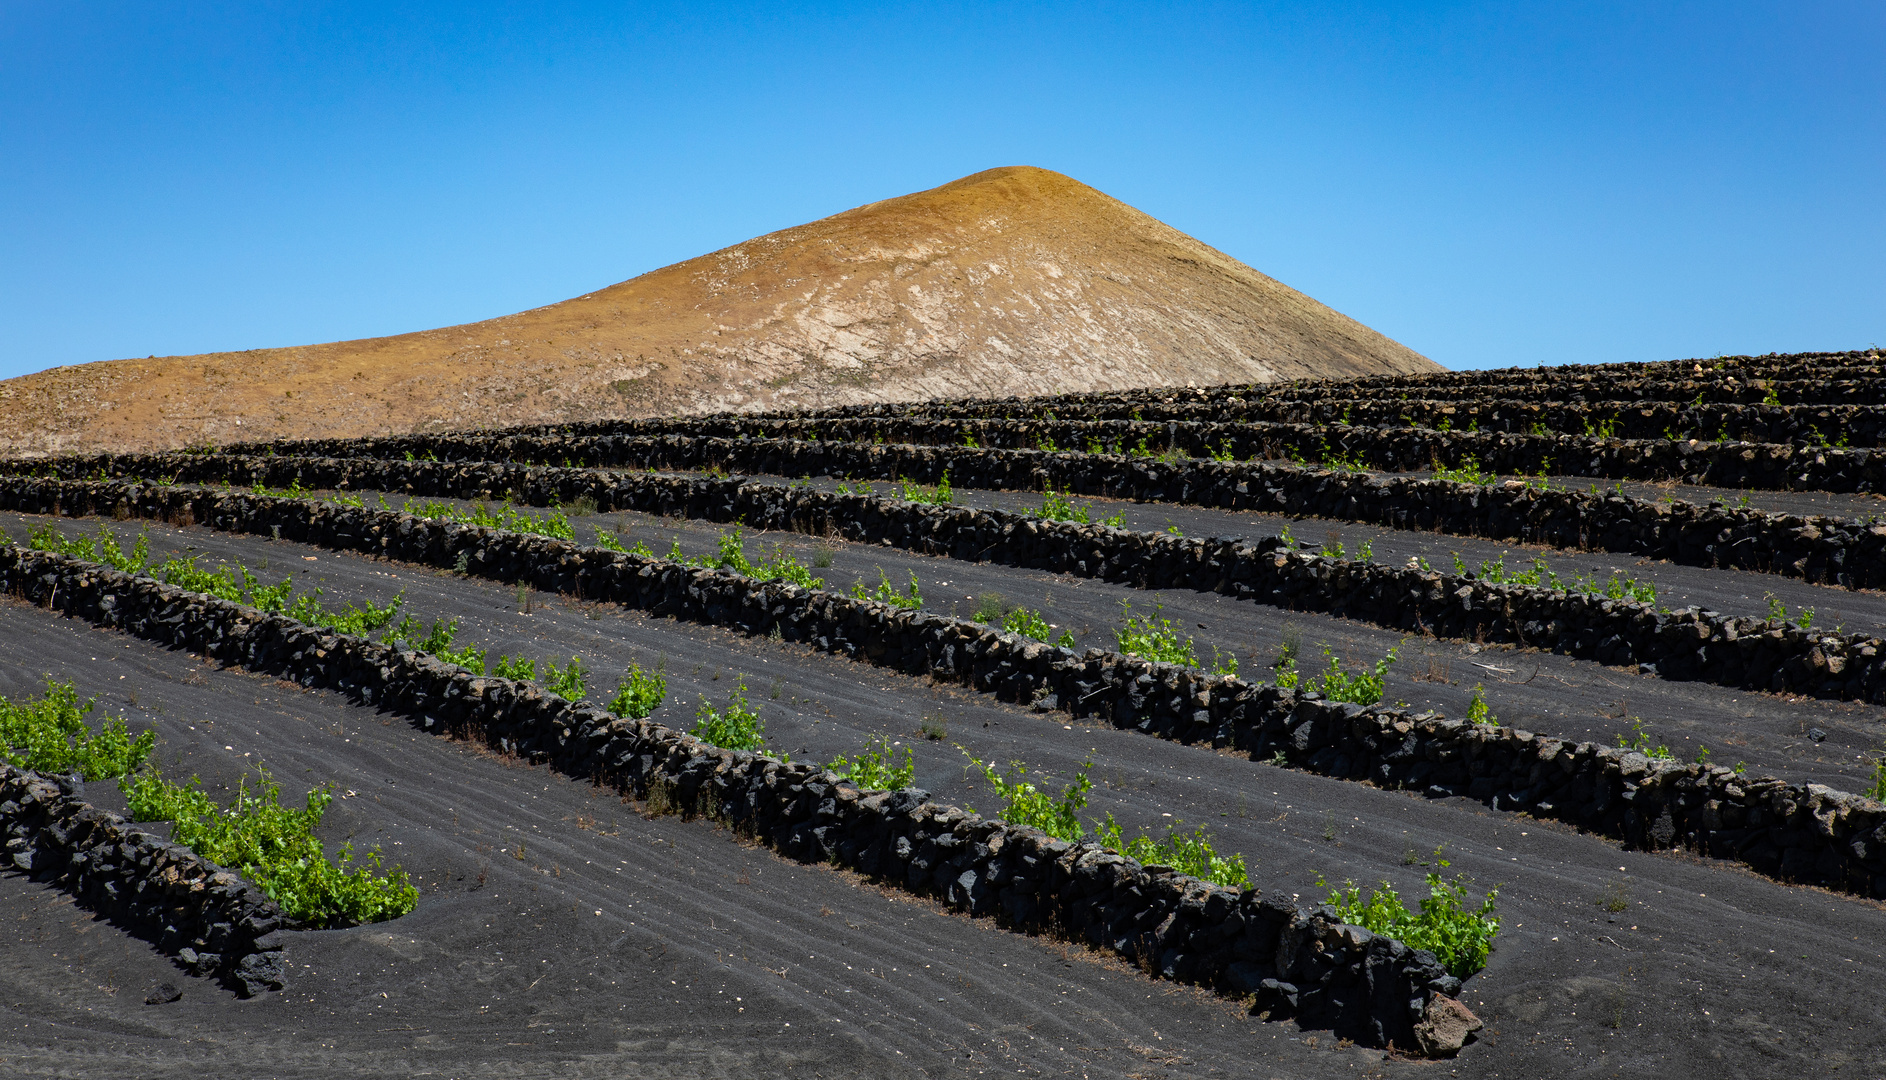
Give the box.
[6,485,1886,922]
[5,470,1883,708]
[722,350,1882,415]
[0,546,1476,1054]
[38,438,1882,591]
[198,412,1886,493]
[721,400,1877,447]
[0,763,291,996]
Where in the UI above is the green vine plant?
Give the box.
[1455,552,1658,606]
[1319,439,1369,474]
[398,499,574,540]
[690,680,769,753]
[1616,716,1674,760]
[608,663,667,719]
[679,530,824,590]
[1581,415,1621,439]
[590,527,656,557]
[850,567,924,609]
[492,655,537,682]
[1432,457,1496,486]
[26,522,150,574]
[962,753,1250,886]
[1317,854,1500,979]
[826,735,916,791]
[897,472,954,505]
[248,478,314,499]
[1115,600,1237,675]
[1763,592,1815,629]
[541,656,590,702]
[123,765,417,925]
[1306,645,1398,705]
[1466,684,1497,725]
[1032,486,1127,527]
[0,680,413,925]
[1094,813,1250,888]
[0,678,156,780]
[1000,607,1075,648]
[961,752,1092,840]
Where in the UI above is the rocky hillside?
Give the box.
[0,166,1438,455]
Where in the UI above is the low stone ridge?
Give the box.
[794,400,1883,449]
[0,547,1469,1053]
[5,467,1884,707]
[7,479,1886,901]
[735,350,1885,413]
[0,764,291,997]
[462,415,1886,493]
[17,434,1886,590]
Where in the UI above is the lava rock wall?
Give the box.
[0,764,291,996]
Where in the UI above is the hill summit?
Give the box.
[0,166,1438,454]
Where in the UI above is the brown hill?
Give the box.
[0,166,1439,455]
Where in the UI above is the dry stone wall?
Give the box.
[205,413,1886,493]
[0,545,1470,1053]
[38,437,1881,590]
[6,480,1886,906]
[0,764,291,996]
[4,470,1882,708]
[742,351,1883,413]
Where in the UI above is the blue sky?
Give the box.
[1,2,1879,379]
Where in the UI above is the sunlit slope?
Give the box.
[0,166,1438,454]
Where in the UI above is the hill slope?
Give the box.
[0,166,1438,455]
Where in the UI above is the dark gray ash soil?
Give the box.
[1,505,1884,1078]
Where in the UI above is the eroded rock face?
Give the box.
[1413,994,1483,1056]
[0,167,1437,456]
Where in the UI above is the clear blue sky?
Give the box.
[2,2,1880,380]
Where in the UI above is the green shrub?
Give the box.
[387,617,489,674]
[379,613,487,671]
[492,655,536,682]
[1309,645,1398,705]
[1031,487,1122,526]
[962,752,1091,840]
[401,499,574,540]
[1001,607,1075,648]
[290,590,406,637]
[542,656,589,702]
[690,680,767,752]
[1463,553,1659,606]
[896,472,953,505]
[684,530,824,589]
[1034,487,1088,522]
[1094,812,1249,887]
[1115,600,1198,666]
[1466,684,1496,725]
[1319,868,1500,979]
[826,735,915,791]
[1113,600,1235,675]
[156,555,244,602]
[0,678,156,780]
[121,766,416,925]
[973,592,1016,623]
[607,663,667,719]
[1616,717,1673,760]
[851,567,923,609]
[1273,656,1300,690]
[26,522,150,574]
[1433,458,1496,485]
